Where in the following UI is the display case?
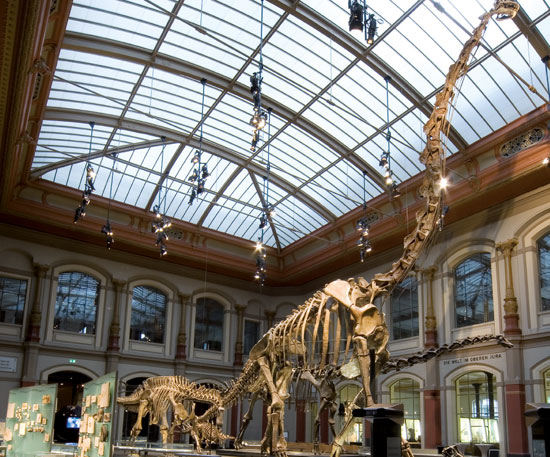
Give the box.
[4,384,58,457]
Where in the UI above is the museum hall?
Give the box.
[1,1,550,456]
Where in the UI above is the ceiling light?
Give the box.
[348,1,364,35]
[348,1,380,45]
[439,176,449,189]
[543,156,549,167]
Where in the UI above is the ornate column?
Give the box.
[107,279,125,351]
[22,264,48,386]
[421,266,442,449]
[265,310,275,329]
[176,293,190,360]
[422,266,438,348]
[496,238,521,335]
[234,304,246,366]
[26,263,49,342]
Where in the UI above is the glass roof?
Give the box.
[33,0,550,248]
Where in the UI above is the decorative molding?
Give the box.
[500,128,544,158]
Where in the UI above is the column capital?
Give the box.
[421,265,437,279]
[112,278,126,287]
[178,292,191,303]
[235,304,247,313]
[496,238,518,254]
[33,263,49,277]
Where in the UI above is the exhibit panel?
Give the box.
[77,372,117,457]
[4,384,57,457]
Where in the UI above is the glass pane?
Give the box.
[456,371,499,444]
[194,297,224,351]
[391,276,419,340]
[454,253,494,328]
[538,232,550,311]
[389,378,421,442]
[54,272,99,334]
[130,285,166,344]
[244,320,260,354]
[0,277,27,325]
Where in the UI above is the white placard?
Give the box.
[0,356,17,372]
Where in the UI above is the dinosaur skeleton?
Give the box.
[228,3,519,457]
[117,3,519,456]
[117,376,224,444]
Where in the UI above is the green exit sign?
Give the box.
[69,359,76,364]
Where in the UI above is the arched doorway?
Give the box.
[47,370,92,444]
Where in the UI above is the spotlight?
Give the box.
[259,213,268,229]
[189,170,198,182]
[191,153,200,164]
[379,155,388,168]
[385,174,393,186]
[439,176,449,190]
[367,13,377,45]
[390,183,401,199]
[86,165,96,179]
[543,156,550,167]
[256,239,263,250]
[348,0,364,36]
[201,164,210,178]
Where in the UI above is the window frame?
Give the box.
[536,231,550,312]
[243,318,261,356]
[0,274,29,327]
[129,284,168,344]
[190,292,231,363]
[389,377,422,444]
[124,279,173,357]
[46,265,106,349]
[390,274,419,341]
[453,252,494,329]
[193,297,225,352]
[53,271,100,335]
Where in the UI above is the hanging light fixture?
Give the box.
[189,78,210,205]
[380,75,400,198]
[250,0,268,152]
[255,109,274,286]
[357,170,372,263]
[152,136,170,256]
[101,152,116,250]
[73,122,96,223]
[348,0,380,45]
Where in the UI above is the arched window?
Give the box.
[391,276,418,340]
[0,276,27,325]
[544,368,550,403]
[54,271,99,334]
[194,297,224,351]
[537,232,550,311]
[390,378,421,443]
[130,285,166,344]
[337,385,363,445]
[454,253,493,328]
[456,371,499,444]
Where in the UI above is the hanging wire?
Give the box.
[250,0,267,152]
[356,170,372,262]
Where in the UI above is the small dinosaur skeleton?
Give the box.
[117,376,224,444]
